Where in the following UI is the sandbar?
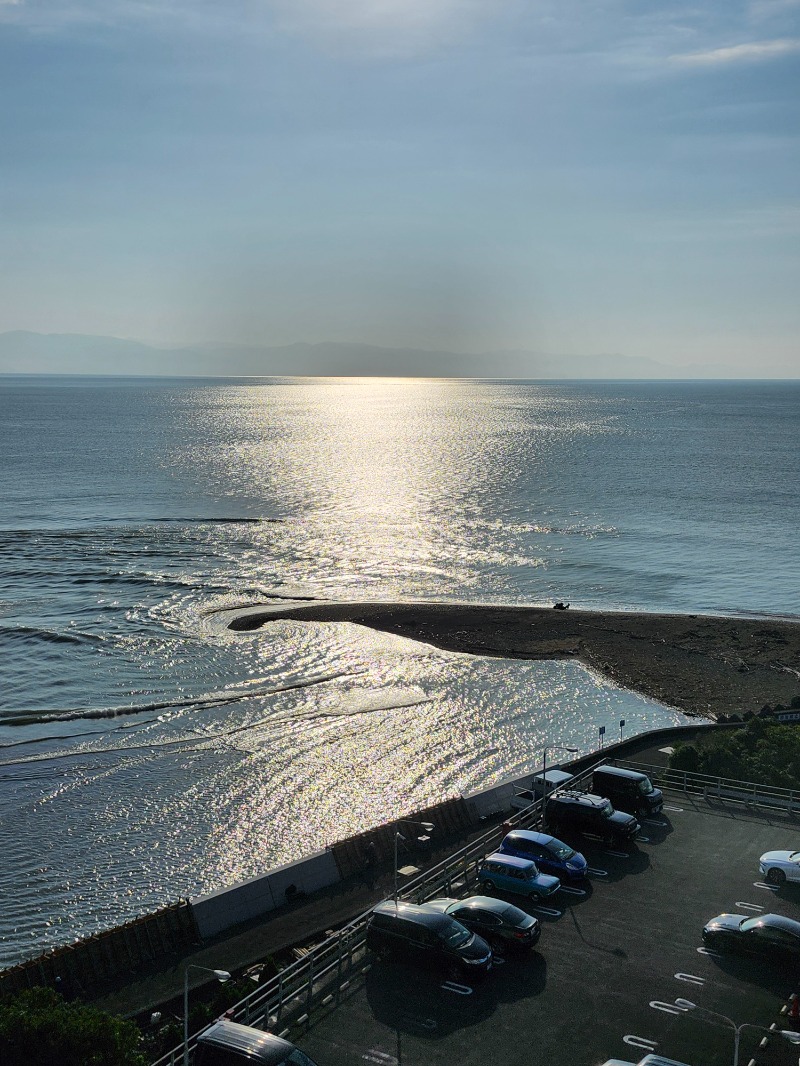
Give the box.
[229,602,800,719]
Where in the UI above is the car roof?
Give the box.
[505,829,551,846]
[757,913,800,934]
[484,851,537,869]
[372,900,455,930]
[550,790,608,808]
[198,1020,297,1063]
[594,764,647,782]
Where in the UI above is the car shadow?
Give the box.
[364,957,497,1038]
[700,948,800,990]
[636,814,674,844]
[364,949,548,1036]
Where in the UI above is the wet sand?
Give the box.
[230,602,800,719]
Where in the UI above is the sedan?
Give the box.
[759,849,800,885]
[424,896,541,951]
[702,912,800,964]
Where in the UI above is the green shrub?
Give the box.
[0,987,146,1066]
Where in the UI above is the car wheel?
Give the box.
[479,879,495,893]
[766,867,786,885]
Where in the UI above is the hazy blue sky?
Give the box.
[1,1,798,374]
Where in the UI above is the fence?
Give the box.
[615,759,800,813]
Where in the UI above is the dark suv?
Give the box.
[545,790,640,846]
[367,900,493,977]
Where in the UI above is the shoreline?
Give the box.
[229,601,800,719]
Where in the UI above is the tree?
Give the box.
[0,987,146,1066]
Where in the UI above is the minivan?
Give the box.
[478,852,561,899]
[195,1020,320,1066]
[499,829,588,881]
[591,764,663,817]
[366,900,493,976]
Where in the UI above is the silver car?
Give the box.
[760,849,800,885]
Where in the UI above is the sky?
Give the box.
[1,0,799,376]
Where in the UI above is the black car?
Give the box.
[195,1020,320,1066]
[591,764,664,817]
[702,912,800,964]
[423,895,541,951]
[367,900,494,976]
[545,790,640,846]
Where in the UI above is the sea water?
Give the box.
[0,376,797,965]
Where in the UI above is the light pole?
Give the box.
[184,964,231,1066]
[541,744,578,818]
[393,819,435,906]
[674,999,800,1066]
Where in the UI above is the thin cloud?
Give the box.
[672,37,800,64]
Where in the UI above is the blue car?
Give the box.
[478,853,560,900]
[499,829,588,881]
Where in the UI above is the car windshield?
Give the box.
[791,853,800,863]
[740,918,761,933]
[599,799,614,817]
[548,839,574,860]
[441,918,472,948]
[638,779,654,795]
[498,903,528,922]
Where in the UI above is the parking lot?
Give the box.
[291,792,800,1066]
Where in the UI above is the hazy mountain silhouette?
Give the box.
[0,331,740,378]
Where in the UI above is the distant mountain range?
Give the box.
[0,330,753,379]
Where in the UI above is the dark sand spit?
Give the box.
[230,603,800,719]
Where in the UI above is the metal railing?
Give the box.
[615,760,800,812]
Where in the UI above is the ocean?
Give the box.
[0,376,797,967]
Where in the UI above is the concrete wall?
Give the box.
[191,849,340,940]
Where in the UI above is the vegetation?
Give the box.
[670,717,800,790]
[0,987,146,1066]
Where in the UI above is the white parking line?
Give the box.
[624,1036,658,1052]
[650,1000,685,1016]
[754,881,780,892]
[675,973,706,986]
[735,901,764,912]
[697,946,722,957]
[441,981,473,995]
[531,905,563,917]
[664,805,683,812]
[587,866,609,877]
[644,819,667,826]
[635,835,651,843]
[558,885,587,897]
[605,848,631,858]
[363,1052,399,1065]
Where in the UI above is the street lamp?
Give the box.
[541,744,578,814]
[393,819,435,906]
[674,999,800,1066]
[184,964,231,1066]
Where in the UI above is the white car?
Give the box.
[760,850,800,885]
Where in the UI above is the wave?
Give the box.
[0,669,359,730]
[0,625,102,647]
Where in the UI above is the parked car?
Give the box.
[702,912,800,963]
[510,769,575,811]
[366,900,493,976]
[478,852,560,900]
[546,790,640,846]
[424,895,541,950]
[499,829,588,881]
[759,849,800,885]
[591,764,663,817]
[195,1020,320,1066]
